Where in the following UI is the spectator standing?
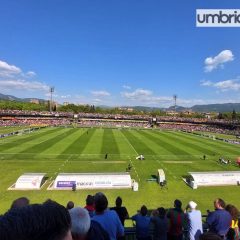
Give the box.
[92,192,124,240]
[206,198,231,238]
[185,201,203,240]
[110,196,129,226]
[167,199,186,240]
[225,204,239,240]
[151,207,168,240]
[131,205,151,240]
[84,195,95,217]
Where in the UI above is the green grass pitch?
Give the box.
[0,127,240,216]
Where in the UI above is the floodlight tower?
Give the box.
[173,94,177,113]
[49,87,54,112]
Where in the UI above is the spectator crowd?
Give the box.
[0,193,239,240]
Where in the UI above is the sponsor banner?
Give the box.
[15,173,46,189]
[57,181,76,188]
[54,173,132,189]
[189,171,240,188]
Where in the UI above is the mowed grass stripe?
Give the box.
[19,128,75,154]
[0,128,60,152]
[139,130,190,156]
[132,130,174,155]
[121,130,155,155]
[174,131,240,156]
[113,130,136,155]
[162,131,236,157]
[155,131,215,156]
[101,129,119,154]
[81,129,104,154]
[39,128,84,155]
[59,129,96,156]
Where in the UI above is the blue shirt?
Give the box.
[93,209,124,240]
[207,209,231,236]
[186,210,203,240]
[132,214,151,238]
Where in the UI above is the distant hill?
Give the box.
[0,93,240,112]
[0,93,47,103]
[191,103,240,112]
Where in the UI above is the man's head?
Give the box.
[115,196,122,207]
[85,195,94,206]
[94,192,108,213]
[174,199,182,209]
[10,197,30,209]
[0,200,72,240]
[67,201,74,210]
[158,207,166,218]
[69,207,91,240]
[214,198,226,210]
[140,205,148,216]
[188,201,197,210]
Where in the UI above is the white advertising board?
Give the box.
[53,173,132,190]
[188,171,240,189]
[13,173,46,190]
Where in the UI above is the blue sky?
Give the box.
[0,0,240,107]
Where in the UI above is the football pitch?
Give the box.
[0,127,240,215]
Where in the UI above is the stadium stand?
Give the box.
[0,194,238,240]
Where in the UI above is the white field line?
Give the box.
[129,157,141,182]
[121,132,138,155]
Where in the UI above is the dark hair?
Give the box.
[0,200,71,240]
[10,197,30,209]
[158,207,166,218]
[216,198,226,208]
[140,205,148,216]
[226,204,239,221]
[199,232,222,240]
[116,197,122,207]
[174,199,182,209]
[66,201,74,210]
[94,192,108,213]
[86,195,94,206]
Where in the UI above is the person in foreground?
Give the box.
[206,198,231,238]
[0,199,72,240]
[185,201,203,240]
[110,196,129,226]
[69,207,110,240]
[167,199,186,240]
[131,205,151,240]
[92,192,124,240]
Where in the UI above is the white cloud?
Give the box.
[91,90,111,97]
[0,79,49,92]
[204,50,234,72]
[122,85,131,90]
[26,71,36,77]
[122,89,152,100]
[201,78,240,91]
[121,88,172,105]
[0,60,22,77]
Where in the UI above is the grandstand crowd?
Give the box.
[0,193,239,240]
[0,110,239,135]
